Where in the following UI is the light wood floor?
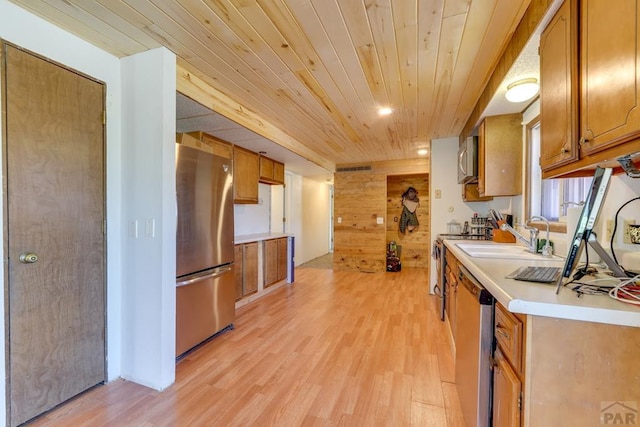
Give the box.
[29,267,465,426]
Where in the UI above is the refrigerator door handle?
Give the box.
[176,266,233,287]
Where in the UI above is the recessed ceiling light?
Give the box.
[417,148,428,156]
[505,78,539,103]
[378,107,394,116]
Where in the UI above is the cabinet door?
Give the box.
[477,120,486,196]
[259,156,274,182]
[540,0,579,171]
[580,0,640,154]
[493,348,522,427]
[264,239,279,287]
[478,114,522,196]
[276,238,288,282]
[234,146,259,204]
[243,242,259,295]
[234,244,243,301]
[447,267,458,341]
[461,182,493,202]
[273,161,285,184]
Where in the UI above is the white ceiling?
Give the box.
[176,92,333,180]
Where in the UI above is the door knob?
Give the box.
[19,252,38,264]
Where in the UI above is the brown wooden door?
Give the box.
[4,44,105,426]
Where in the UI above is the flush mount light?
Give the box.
[505,78,539,103]
[417,148,428,156]
[378,107,394,116]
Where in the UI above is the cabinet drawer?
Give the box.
[495,303,523,374]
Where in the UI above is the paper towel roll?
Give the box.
[566,206,597,263]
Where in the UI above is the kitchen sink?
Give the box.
[455,243,564,261]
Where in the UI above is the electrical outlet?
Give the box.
[606,219,615,241]
[623,219,636,244]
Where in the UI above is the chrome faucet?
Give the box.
[528,216,553,257]
[499,220,540,254]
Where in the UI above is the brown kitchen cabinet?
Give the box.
[234,146,260,204]
[492,347,522,427]
[444,250,459,341]
[259,155,285,185]
[580,0,640,156]
[492,302,525,427]
[477,114,522,196]
[539,0,579,172]
[234,244,243,301]
[234,242,259,300]
[264,237,288,287]
[461,182,493,202]
[540,0,640,178]
[185,131,233,159]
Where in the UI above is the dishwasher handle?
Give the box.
[458,264,493,305]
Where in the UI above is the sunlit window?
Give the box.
[528,122,590,222]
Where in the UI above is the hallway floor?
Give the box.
[29,267,464,426]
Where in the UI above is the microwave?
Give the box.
[457,136,477,184]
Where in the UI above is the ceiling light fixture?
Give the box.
[505,78,539,103]
[417,148,428,156]
[378,107,394,116]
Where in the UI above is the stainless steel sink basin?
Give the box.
[455,243,564,261]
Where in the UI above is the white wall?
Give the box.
[286,172,304,265]
[271,185,285,233]
[0,0,124,419]
[120,48,176,390]
[234,183,271,235]
[299,178,332,264]
[429,137,518,292]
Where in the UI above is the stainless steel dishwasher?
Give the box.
[455,264,494,427]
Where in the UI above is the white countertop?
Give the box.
[235,233,291,244]
[444,239,640,327]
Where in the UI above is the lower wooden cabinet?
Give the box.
[492,347,522,427]
[234,242,258,300]
[492,302,525,426]
[264,237,288,287]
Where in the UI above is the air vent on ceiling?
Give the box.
[336,165,372,172]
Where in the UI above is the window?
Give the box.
[528,121,590,223]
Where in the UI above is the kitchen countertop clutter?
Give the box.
[443,239,640,327]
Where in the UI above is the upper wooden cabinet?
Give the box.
[477,114,522,197]
[580,0,640,155]
[539,0,579,171]
[461,182,493,202]
[540,0,640,177]
[259,155,285,185]
[234,146,260,204]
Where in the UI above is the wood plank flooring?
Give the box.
[28,267,464,426]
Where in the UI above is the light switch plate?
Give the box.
[376,217,384,224]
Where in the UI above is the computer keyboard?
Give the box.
[510,266,561,283]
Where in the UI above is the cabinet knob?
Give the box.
[579,136,588,145]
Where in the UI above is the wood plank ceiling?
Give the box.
[10,0,531,172]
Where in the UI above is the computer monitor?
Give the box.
[555,167,628,294]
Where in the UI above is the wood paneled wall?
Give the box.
[386,174,430,268]
[333,159,430,273]
[333,172,387,272]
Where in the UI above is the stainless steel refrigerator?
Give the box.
[175,140,235,357]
